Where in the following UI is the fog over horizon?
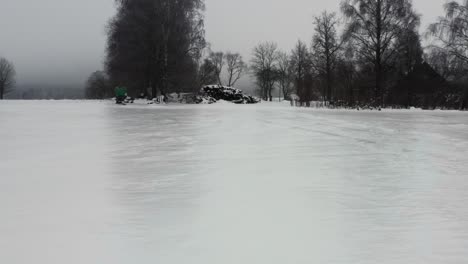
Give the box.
[0,0,444,89]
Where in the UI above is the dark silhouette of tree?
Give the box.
[276,51,294,100]
[197,58,219,86]
[396,31,423,76]
[85,71,111,99]
[311,11,342,102]
[251,42,278,101]
[425,47,468,109]
[290,40,313,104]
[392,15,424,107]
[225,52,247,87]
[341,0,420,106]
[209,51,225,85]
[0,58,16,100]
[106,0,205,98]
[334,44,360,104]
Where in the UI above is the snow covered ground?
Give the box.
[1,100,468,264]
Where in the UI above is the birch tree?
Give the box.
[428,1,468,63]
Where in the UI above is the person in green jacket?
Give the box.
[115,86,127,104]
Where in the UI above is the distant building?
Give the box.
[388,62,448,109]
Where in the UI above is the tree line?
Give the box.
[80,0,468,110]
[248,0,468,109]
[1,0,467,109]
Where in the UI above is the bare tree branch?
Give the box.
[0,58,16,99]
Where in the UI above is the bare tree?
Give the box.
[276,51,294,100]
[225,52,247,87]
[251,42,278,101]
[290,40,313,104]
[341,0,420,106]
[0,58,16,100]
[209,51,225,85]
[311,11,342,102]
[428,1,468,63]
[335,48,360,104]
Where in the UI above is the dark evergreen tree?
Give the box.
[105,0,206,98]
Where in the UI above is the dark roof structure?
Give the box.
[389,62,448,108]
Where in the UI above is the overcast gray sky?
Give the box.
[0,0,445,87]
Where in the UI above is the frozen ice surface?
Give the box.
[1,100,468,264]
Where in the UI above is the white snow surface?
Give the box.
[1,100,468,264]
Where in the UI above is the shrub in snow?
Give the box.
[146,85,258,105]
[149,92,216,104]
[200,85,259,104]
[195,95,217,104]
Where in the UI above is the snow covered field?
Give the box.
[1,100,468,264]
